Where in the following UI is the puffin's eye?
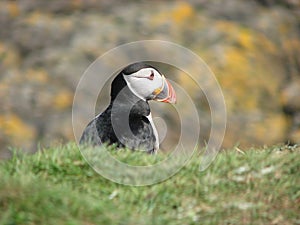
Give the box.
[149,71,154,80]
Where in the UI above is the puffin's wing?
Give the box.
[79,118,102,146]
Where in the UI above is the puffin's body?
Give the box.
[80,62,176,153]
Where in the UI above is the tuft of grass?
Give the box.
[0,143,299,225]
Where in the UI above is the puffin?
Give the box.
[79,62,176,153]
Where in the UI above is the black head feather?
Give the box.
[111,62,159,100]
[122,62,159,75]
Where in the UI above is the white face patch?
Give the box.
[123,68,164,100]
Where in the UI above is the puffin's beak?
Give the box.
[153,76,176,104]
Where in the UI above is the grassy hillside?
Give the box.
[0,143,299,225]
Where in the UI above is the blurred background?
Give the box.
[0,0,299,158]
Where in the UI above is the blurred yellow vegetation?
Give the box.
[202,20,283,113]
[216,21,239,39]
[25,69,49,84]
[72,0,83,9]
[0,82,9,100]
[177,71,199,94]
[25,11,51,25]
[216,21,260,51]
[171,2,195,24]
[0,42,20,67]
[214,46,257,111]
[6,1,20,18]
[215,20,277,53]
[254,114,288,141]
[0,114,35,143]
[256,33,277,54]
[192,19,290,146]
[53,91,73,110]
[237,29,254,50]
[290,129,300,144]
[152,2,195,26]
[282,38,300,77]
[224,47,249,73]
[23,10,73,32]
[278,21,293,35]
[283,38,300,54]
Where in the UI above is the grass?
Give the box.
[0,143,299,225]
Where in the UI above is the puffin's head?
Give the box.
[115,62,176,103]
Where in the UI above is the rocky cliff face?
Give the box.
[0,0,299,157]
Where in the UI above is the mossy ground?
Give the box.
[0,143,299,225]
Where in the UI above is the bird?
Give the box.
[79,62,176,154]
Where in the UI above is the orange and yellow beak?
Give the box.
[153,75,176,104]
